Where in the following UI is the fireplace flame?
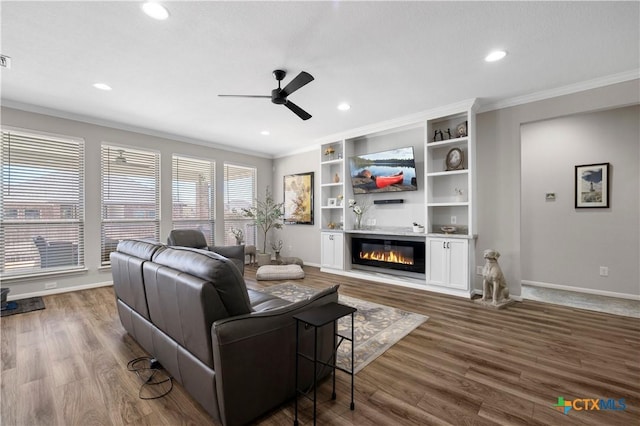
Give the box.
[359,250,414,265]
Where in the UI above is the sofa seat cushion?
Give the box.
[247,289,290,312]
[256,264,305,281]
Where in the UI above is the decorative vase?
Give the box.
[333,173,340,183]
[355,215,362,230]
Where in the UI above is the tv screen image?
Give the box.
[348,147,418,194]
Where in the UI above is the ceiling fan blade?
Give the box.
[217,95,271,98]
[280,71,314,97]
[284,100,312,120]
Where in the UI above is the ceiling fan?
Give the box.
[110,149,150,169]
[218,70,314,120]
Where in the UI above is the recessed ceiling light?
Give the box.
[93,83,112,91]
[260,130,270,136]
[142,2,169,20]
[485,50,507,62]
[337,103,351,111]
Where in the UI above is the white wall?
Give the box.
[520,105,639,297]
[475,79,640,297]
[271,149,321,265]
[1,106,273,297]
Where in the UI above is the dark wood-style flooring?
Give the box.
[1,265,639,425]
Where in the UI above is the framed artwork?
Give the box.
[575,163,610,208]
[283,172,314,224]
[327,198,337,207]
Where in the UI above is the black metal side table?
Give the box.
[293,302,356,426]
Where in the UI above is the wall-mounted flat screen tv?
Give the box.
[348,146,418,194]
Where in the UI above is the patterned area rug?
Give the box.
[0,296,45,317]
[259,282,428,373]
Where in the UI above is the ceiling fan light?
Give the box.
[337,103,351,111]
[93,83,112,91]
[485,50,507,62]
[260,130,270,136]
[142,2,169,20]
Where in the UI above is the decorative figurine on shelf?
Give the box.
[433,129,443,142]
[337,194,344,206]
[456,121,468,138]
[445,128,452,139]
[324,146,335,160]
[412,222,425,233]
[454,187,464,202]
[476,249,514,309]
[333,173,340,183]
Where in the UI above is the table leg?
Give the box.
[294,320,299,426]
[332,320,337,400]
[313,326,318,426]
[350,312,355,410]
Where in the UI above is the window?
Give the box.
[223,163,256,246]
[172,155,215,245]
[101,144,159,265]
[1,129,84,276]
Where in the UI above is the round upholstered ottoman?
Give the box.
[256,264,305,281]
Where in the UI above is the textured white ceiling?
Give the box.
[1,1,638,157]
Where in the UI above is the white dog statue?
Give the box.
[481,249,510,305]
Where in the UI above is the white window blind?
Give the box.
[223,163,256,246]
[1,130,85,277]
[172,155,215,245]
[101,144,159,265]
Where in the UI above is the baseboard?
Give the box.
[522,280,640,301]
[7,281,113,301]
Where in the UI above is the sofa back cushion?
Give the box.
[167,229,208,249]
[110,239,164,319]
[143,247,252,367]
[152,247,252,316]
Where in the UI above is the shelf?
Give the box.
[427,202,469,207]
[426,137,468,148]
[427,170,469,177]
[321,206,343,210]
[321,182,343,188]
[321,159,343,165]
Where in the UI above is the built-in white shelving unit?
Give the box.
[318,99,478,298]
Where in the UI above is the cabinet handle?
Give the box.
[447,242,451,249]
[443,242,446,249]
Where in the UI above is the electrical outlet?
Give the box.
[44,282,57,289]
[599,266,609,277]
[450,216,457,224]
[476,266,483,275]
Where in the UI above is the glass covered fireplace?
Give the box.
[351,237,425,274]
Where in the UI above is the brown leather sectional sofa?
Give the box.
[111,240,338,425]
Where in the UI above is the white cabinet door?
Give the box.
[426,237,468,290]
[427,238,447,286]
[447,239,469,290]
[321,232,344,269]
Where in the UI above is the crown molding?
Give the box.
[0,100,274,159]
[477,69,640,113]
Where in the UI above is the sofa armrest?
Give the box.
[211,285,339,426]
[209,245,245,275]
